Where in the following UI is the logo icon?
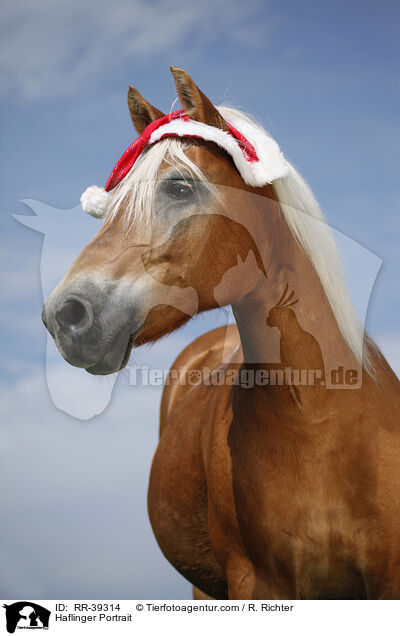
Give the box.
[2,602,50,633]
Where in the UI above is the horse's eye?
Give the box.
[164,180,195,201]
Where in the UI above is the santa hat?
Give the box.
[81,108,289,218]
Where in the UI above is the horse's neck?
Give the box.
[231,214,358,415]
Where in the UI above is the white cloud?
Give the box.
[0,0,267,100]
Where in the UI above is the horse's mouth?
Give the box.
[85,333,135,375]
[120,333,135,369]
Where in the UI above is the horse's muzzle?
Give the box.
[42,281,135,374]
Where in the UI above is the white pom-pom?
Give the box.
[80,185,109,218]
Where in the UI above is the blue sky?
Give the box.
[0,0,399,599]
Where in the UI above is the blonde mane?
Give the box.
[105,105,371,372]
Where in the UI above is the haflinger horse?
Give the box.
[42,67,400,600]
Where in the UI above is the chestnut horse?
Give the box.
[42,67,400,599]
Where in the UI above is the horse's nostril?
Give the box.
[56,299,88,328]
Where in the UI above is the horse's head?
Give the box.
[42,68,285,374]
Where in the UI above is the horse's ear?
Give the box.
[127,86,165,134]
[170,66,228,130]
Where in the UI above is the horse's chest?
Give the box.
[209,422,368,598]
[239,473,368,596]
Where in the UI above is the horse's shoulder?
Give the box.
[173,324,240,368]
[160,325,240,434]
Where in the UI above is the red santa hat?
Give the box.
[81,108,289,218]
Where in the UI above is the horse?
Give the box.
[42,67,400,599]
